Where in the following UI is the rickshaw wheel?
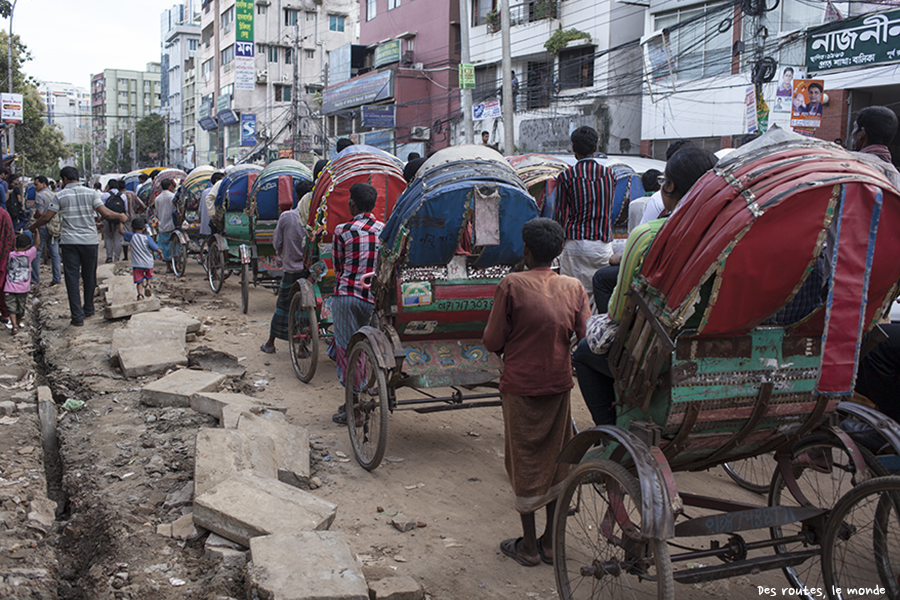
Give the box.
[198,238,210,272]
[554,459,674,600]
[821,475,900,600]
[288,292,318,383]
[769,435,887,598]
[722,454,774,495]
[240,264,249,314]
[207,244,226,294]
[345,339,389,471]
[171,234,187,278]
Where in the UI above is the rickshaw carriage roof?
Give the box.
[507,153,569,187]
[636,128,900,394]
[181,167,217,211]
[380,146,539,268]
[249,159,313,220]
[150,168,187,200]
[308,145,405,242]
[214,164,263,211]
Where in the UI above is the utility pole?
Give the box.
[458,0,474,144]
[131,117,137,171]
[500,0,514,155]
[7,0,17,162]
[291,21,300,160]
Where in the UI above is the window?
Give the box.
[221,44,235,66]
[306,49,315,60]
[202,59,213,82]
[221,6,234,31]
[406,37,415,53]
[558,46,594,90]
[284,8,298,26]
[654,4,732,80]
[119,90,128,100]
[285,48,293,64]
[275,84,292,102]
[388,0,400,8]
[189,39,198,51]
[220,83,234,98]
[526,61,552,109]
[257,5,266,15]
[306,11,316,21]
[367,0,376,21]
[329,14,345,32]
[267,45,279,62]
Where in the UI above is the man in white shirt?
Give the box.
[153,178,177,272]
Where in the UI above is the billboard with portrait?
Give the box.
[790,79,824,128]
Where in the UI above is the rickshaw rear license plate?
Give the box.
[673,505,824,537]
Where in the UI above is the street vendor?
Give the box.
[483,217,590,567]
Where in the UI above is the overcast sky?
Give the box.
[9,0,179,89]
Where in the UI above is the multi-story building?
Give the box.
[462,0,645,154]
[38,82,91,146]
[198,0,356,167]
[320,0,462,157]
[90,64,162,173]
[161,2,203,168]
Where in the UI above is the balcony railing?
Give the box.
[476,0,558,28]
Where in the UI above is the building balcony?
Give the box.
[470,2,559,64]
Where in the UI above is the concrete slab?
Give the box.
[104,295,162,320]
[130,308,202,333]
[368,577,424,600]
[237,411,310,487]
[118,341,187,378]
[110,324,186,364]
[248,532,368,600]
[194,428,277,495]
[192,473,337,548]
[95,263,116,282]
[141,369,225,408]
[190,392,286,425]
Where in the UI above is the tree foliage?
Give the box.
[101,135,132,173]
[136,113,165,168]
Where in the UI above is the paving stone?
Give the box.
[0,401,16,415]
[194,428,277,495]
[205,545,248,569]
[237,411,310,487]
[368,577,424,600]
[190,392,285,426]
[130,308,202,333]
[16,403,36,414]
[104,295,161,320]
[192,473,337,548]
[36,386,53,403]
[11,391,34,403]
[110,324,186,366]
[141,369,226,408]
[248,531,368,600]
[171,513,201,540]
[118,341,187,378]
[206,532,246,551]
[95,263,116,282]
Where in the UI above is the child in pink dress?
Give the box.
[5,234,38,335]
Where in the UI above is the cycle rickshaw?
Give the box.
[286,145,406,382]
[330,145,538,470]
[507,153,569,217]
[551,130,900,599]
[171,165,216,277]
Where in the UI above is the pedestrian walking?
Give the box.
[4,233,37,335]
[153,179,177,272]
[123,217,160,301]
[29,166,128,327]
[102,181,127,263]
[32,176,61,286]
[0,205,15,325]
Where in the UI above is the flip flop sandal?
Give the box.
[10,327,18,335]
[536,537,553,564]
[260,344,276,354]
[136,294,144,301]
[500,538,540,567]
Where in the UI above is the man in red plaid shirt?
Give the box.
[330,182,383,424]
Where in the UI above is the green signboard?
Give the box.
[806,9,900,72]
[459,63,475,89]
[374,39,402,68]
[235,0,254,42]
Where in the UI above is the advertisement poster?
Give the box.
[1,93,23,123]
[240,113,257,146]
[745,86,757,134]
[772,65,806,113]
[234,0,255,91]
[473,99,501,121]
[790,79,825,128]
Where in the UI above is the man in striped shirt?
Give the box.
[554,126,616,305]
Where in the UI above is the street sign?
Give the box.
[374,40,401,68]
[459,63,475,89]
[1,93,23,124]
[235,0,254,42]
[361,105,395,128]
[240,114,257,146]
[806,9,900,73]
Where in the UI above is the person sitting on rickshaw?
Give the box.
[330,183,383,425]
[484,217,590,567]
[572,146,718,426]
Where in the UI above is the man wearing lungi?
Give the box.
[484,218,590,566]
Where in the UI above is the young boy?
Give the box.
[123,217,160,300]
[5,234,38,335]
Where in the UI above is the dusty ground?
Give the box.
[13,256,837,599]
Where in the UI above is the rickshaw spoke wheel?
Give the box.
[288,292,318,383]
[769,435,887,599]
[171,235,187,278]
[722,453,774,494]
[822,475,900,600]
[207,242,226,294]
[345,339,389,471]
[554,459,674,600]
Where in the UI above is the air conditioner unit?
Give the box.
[410,126,431,141]
[401,50,414,66]
[256,69,268,82]
[413,62,424,70]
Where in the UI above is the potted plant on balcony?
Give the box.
[486,9,501,34]
[544,27,590,55]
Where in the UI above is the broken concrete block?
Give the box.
[194,429,277,495]
[141,369,226,408]
[171,513,201,540]
[118,341,187,378]
[130,308,202,333]
[248,532,368,600]
[237,411,310,488]
[36,386,53,403]
[17,403,36,414]
[104,295,162,320]
[190,392,285,425]
[205,534,249,568]
[11,391,34,403]
[389,515,418,533]
[206,532,246,551]
[164,481,194,508]
[0,401,16,416]
[110,324,185,365]
[368,576,424,600]
[27,497,57,529]
[192,473,337,548]
[157,523,173,537]
[96,263,116,282]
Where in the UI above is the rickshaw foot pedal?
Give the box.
[672,549,819,584]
